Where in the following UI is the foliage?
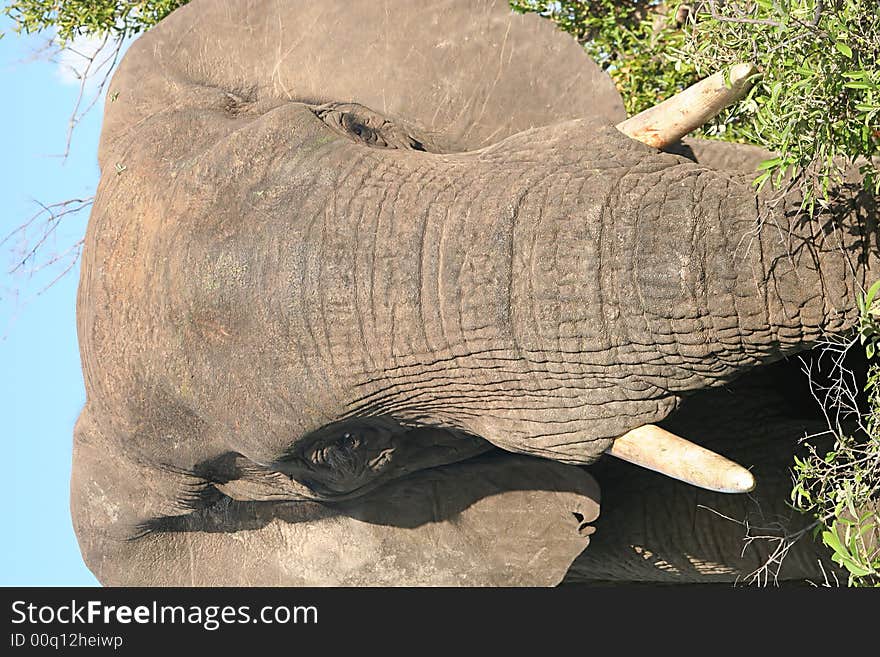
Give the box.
[680,1,880,204]
[689,0,880,587]
[790,280,880,586]
[2,0,186,44]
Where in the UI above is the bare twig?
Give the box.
[706,0,784,28]
[811,0,824,28]
[814,557,841,587]
[2,197,94,274]
[3,30,127,297]
[54,32,126,160]
[35,239,85,295]
[698,503,829,586]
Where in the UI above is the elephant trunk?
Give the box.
[751,174,878,348]
[269,120,878,472]
[373,132,878,480]
[616,158,878,395]
[602,65,879,398]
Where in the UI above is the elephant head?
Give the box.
[71,0,876,585]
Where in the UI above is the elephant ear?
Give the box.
[100,0,624,161]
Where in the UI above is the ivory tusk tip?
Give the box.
[729,62,759,80]
[729,468,756,494]
[723,63,760,94]
[607,424,757,494]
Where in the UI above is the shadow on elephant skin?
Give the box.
[139,450,599,534]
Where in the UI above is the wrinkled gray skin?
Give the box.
[73,0,875,585]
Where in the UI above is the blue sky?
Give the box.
[0,18,133,586]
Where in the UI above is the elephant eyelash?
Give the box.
[151,462,222,510]
[131,481,225,540]
[173,479,222,511]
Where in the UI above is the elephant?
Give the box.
[71,0,876,585]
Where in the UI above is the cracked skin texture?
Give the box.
[72,0,877,585]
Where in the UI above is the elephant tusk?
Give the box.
[616,63,758,149]
[606,424,756,494]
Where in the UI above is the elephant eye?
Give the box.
[278,418,404,498]
[312,101,433,152]
[311,432,364,474]
[341,114,377,143]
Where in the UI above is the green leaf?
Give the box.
[841,559,873,577]
[757,157,784,170]
[836,42,854,59]
[822,529,844,555]
[769,81,783,105]
[753,169,772,191]
[865,280,880,309]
